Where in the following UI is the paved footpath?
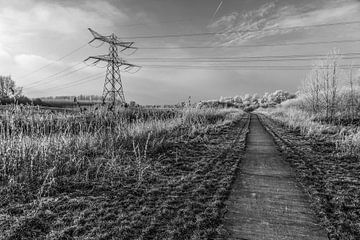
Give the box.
[224,114,328,240]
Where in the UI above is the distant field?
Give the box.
[0,98,99,110]
[40,99,100,108]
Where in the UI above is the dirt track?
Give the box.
[224,114,328,240]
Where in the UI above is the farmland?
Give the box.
[0,105,250,239]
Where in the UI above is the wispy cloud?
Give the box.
[208,0,360,46]
[277,1,360,27]
[14,54,53,70]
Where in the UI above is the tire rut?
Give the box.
[136,115,251,239]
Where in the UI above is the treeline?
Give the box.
[198,90,296,111]
[0,76,105,107]
[42,95,103,101]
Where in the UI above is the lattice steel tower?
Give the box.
[85,28,139,106]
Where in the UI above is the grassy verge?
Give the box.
[257,107,360,156]
[257,108,360,239]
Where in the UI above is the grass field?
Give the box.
[0,105,249,239]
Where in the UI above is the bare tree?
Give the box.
[300,50,341,121]
[320,50,341,121]
[0,76,22,98]
[330,60,337,120]
[301,67,322,113]
[348,66,356,120]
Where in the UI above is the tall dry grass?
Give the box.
[257,100,360,156]
[0,105,244,202]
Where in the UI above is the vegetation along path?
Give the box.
[224,114,328,240]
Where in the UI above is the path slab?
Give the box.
[224,114,328,240]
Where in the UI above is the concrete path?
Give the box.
[224,114,328,240]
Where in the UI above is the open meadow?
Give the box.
[0,105,250,239]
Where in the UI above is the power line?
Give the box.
[14,19,360,93]
[22,62,84,88]
[130,57,360,63]
[118,18,195,28]
[127,52,360,65]
[122,20,360,39]
[24,64,89,89]
[16,27,360,88]
[141,64,360,71]
[128,52,360,61]
[40,72,104,92]
[18,43,88,79]
[20,47,360,91]
[138,39,360,50]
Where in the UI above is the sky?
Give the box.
[0,0,360,104]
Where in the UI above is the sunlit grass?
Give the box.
[0,105,243,201]
[257,105,360,156]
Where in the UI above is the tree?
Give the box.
[0,76,23,98]
[301,67,321,113]
[233,95,243,104]
[300,50,341,121]
[242,94,251,102]
[346,66,360,121]
[320,50,341,121]
[252,93,260,103]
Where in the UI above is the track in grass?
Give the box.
[224,114,328,240]
[0,111,250,240]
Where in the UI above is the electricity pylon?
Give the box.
[85,28,140,107]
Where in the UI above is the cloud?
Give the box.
[208,2,280,45]
[0,42,14,74]
[0,1,126,37]
[209,12,239,29]
[277,1,360,27]
[0,0,132,89]
[208,0,360,46]
[0,43,11,60]
[14,54,66,71]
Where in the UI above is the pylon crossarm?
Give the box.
[88,28,108,43]
[123,65,142,74]
[88,37,107,44]
[84,55,112,64]
[124,62,140,68]
[89,57,139,66]
[88,29,135,49]
[114,40,134,46]
[116,42,137,50]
